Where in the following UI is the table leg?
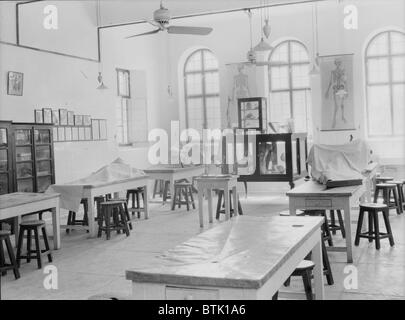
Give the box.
[87,195,96,238]
[198,185,204,228]
[289,199,297,216]
[207,188,213,223]
[224,185,230,220]
[13,216,21,247]
[312,235,325,300]
[232,186,238,216]
[144,184,149,219]
[51,205,61,250]
[343,202,353,263]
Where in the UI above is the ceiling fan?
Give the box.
[126,1,213,38]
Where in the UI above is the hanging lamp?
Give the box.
[309,2,320,75]
[254,1,272,52]
[96,0,108,89]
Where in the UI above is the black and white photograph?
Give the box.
[0,0,405,309]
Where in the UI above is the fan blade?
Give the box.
[146,19,161,28]
[167,26,212,35]
[126,29,160,38]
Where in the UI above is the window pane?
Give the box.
[270,43,289,63]
[270,91,291,122]
[393,84,405,135]
[204,72,220,94]
[290,42,309,63]
[392,56,405,82]
[367,85,391,135]
[186,74,203,95]
[291,65,310,89]
[367,33,389,56]
[206,97,221,129]
[185,51,202,72]
[292,90,310,132]
[367,58,389,84]
[391,32,405,55]
[203,50,219,70]
[270,66,289,90]
[187,98,203,130]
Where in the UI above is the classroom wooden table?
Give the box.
[0,192,61,249]
[195,175,239,228]
[144,165,205,202]
[286,181,365,263]
[126,216,325,300]
[51,176,150,237]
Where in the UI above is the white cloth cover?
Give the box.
[46,158,145,212]
[307,140,371,184]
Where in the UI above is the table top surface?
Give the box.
[286,180,363,197]
[195,174,239,182]
[0,192,60,210]
[126,215,323,289]
[52,175,149,189]
[144,164,204,174]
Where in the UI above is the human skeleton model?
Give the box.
[325,58,349,128]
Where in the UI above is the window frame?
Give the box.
[183,49,220,130]
[116,68,131,99]
[116,68,131,145]
[268,40,311,132]
[365,30,405,138]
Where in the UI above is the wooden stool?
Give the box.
[126,188,145,218]
[152,179,165,198]
[171,182,195,211]
[283,260,315,300]
[97,201,130,240]
[303,210,334,247]
[355,203,394,250]
[66,198,89,233]
[387,181,404,214]
[328,210,346,238]
[375,176,394,184]
[279,210,304,216]
[0,230,20,279]
[374,183,401,215]
[16,220,52,269]
[216,190,243,219]
[106,199,133,230]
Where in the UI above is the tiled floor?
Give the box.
[1,191,405,300]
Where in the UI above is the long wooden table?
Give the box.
[0,192,61,249]
[126,216,325,300]
[287,181,365,263]
[144,165,205,203]
[51,176,149,237]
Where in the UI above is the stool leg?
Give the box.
[238,200,243,215]
[322,240,334,285]
[355,207,365,246]
[373,188,380,203]
[393,188,401,215]
[184,188,190,211]
[302,269,313,300]
[216,191,223,220]
[189,187,196,209]
[41,227,52,263]
[4,235,20,279]
[330,210,336,235]
[26,229,32,263]
[171,188,177,211]
[97,211,103,238]
[0,240,6,276]
[373,212,380,250]
[66,211,72,233]
[382,208,395,246]
[368,211,374,243]
[382,189,389,206]
[124,202,133,230]
[16,229,24,267]
[106,209,111,240]
[152,180,158,198]
[120,206,130,237]
[337,210,346,238]
[33,228,43,269]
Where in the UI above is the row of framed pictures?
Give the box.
[34,108,92,126]
[53,119,107,142]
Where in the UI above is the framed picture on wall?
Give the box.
[75,115,83,126]
[91,119,100,140]
[67,111,75,126]
[84,127,91,140]
[34,109,43,123]
[7,71,23,96]
[83,115,91,126]
[78,127,85,141]
[42,108,52,124]
[72,127,79,141]
[59,109,68,125]
[57,127,65,141]
[52,110,60,125]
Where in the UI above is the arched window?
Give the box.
[365,30,405,136]
[269,40,311,133]
[184,49,221,131]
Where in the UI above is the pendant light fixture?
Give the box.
[309,2,320,75]
[96,0,108,89]
[254,0,273,52]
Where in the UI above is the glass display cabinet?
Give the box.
[238,97,267,132]
[0,121,55,195]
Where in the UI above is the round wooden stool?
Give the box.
[376,176,394,184]
[387,181,404,214]
[66,198,89,233]
[216,189,243,219]
[171,182,195,211]
[98,201,130,240]
[0,230,20,279]
[374,183,401,215]
[126,187,145,218]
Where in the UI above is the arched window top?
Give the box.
[365,30,405,137]
[270,40,309,64]
[183,48,220,131]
